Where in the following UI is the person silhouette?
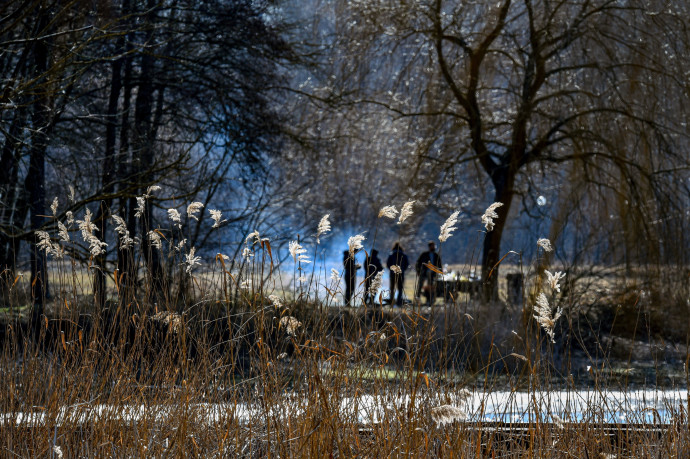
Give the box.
[386,242,409,306]
[343,249,360,306]
[364,249,384,304]
[415,241,442,305]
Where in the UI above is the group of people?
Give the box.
[342,241,442,307]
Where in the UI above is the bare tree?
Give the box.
[0,0,114,313]
[0,0,295,311]
[305,0,690,298]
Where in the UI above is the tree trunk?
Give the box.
[481,171,516,301]
[0,110,26,275]
[27,9,51,321]
[116,3,137,306]
[94,0,128,309]
[133,0,163,307]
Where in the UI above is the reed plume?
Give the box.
[544,270,566,292]
[481,202,503,231]
[348,234,365,257]
[279,316,302,336]
[35,230,63,259]
[185,247,202,274]
[316,214,331,243]
[537,238,553,252]
[187,202,204,220]
[397,200,415,224]
[77,209,107,256]
[289,240,310,263]
[533,292,563,343]
[147,230,162,250]
[209,209,226,228]
[431,405,467,426]
[378,205,398,219]
[439,210,460,242]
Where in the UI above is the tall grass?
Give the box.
[0,199,688,457]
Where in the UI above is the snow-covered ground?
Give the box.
[2,388,686,426]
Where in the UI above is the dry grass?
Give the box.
[1,221,689,456]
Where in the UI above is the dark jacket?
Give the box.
[416,251,442,273]
[387,249,409,272]
[365,253,383,278]
[343,251,359,274]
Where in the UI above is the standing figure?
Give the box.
[364,249,384,304]
[343,250,360,306]
[386,242,409,306]
[415,241,442,305]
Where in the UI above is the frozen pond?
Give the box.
[465,388,686,424]
[342,388,687,424]
[2,388,686,426]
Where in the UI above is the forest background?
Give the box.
[1,0,689,334]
